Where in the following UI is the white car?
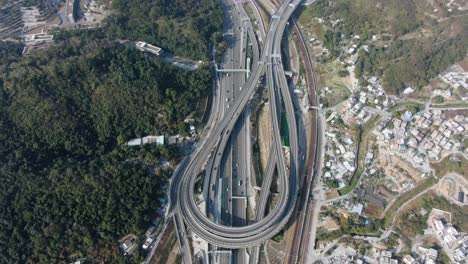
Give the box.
[142,237,154,250]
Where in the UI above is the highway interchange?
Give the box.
[209,1,254,262]
[167,0,321,262]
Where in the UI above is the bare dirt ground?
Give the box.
[436,173,468,206]
[442,109,468,119]
[439,179,456,199]
[317,216,340,231]
[459,56,468,71]
[376,149,423,193]
[391,155,424,183]
[257,0,275,15]
[325,190,340,200]
[165,244,181,264]
[364,203,384,218]
[264,223,296,264]
[431,155,467,180]
[411,234,439,252]
[150,224,179,264]
[258,104,273,172]
[287,37,300,85]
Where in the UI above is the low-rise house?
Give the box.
[350,203,364,215]
[417,246,438,264]
[120,239,134,255]
[402,255,416,264]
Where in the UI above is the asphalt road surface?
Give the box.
[167,0,305,259]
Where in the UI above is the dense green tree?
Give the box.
[0,0,219,261]
[305,0,467,95]
[105,0,223,60]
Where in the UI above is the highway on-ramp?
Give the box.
[168,0,304,256]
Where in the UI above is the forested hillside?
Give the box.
[0,0,222,262]
[106,0,223,60]
[301,0,468,94]
[7,34,211,150]
[0,33,209,263]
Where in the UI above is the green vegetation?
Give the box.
[298,0,422,46]
[353,32,467,94]
[318,211,382,239]
[0,0,221,262]
[339,171,360,196]
[0,36,206,262]
[397,210,429,238]
[385,233,400,249]
[338,69,350,77]
[389,101,423,113]
[320,29,341,58]
[272,230,285,242]
[0,41,22,69]
[342,218,382,237]
[431,155,467,178]
[339,237,372,256]
[325,245,339,256]
[252,104,266,182]
[431,102,468,108]
[317,227,342,241]
[391,103,421,117]
[106,0,223,60]
[432,95,445,104]
[421,193,468,231]
[5,37,211,145]
[383,176,439,227]
[151,226,178,264]
[339,118,378,195]
[299,63,305,77]
[318,62,351,107]
[438,250,451,264]
[300,0,468,95]
[324,179,339,189]
[281,112,290,147]
[375,36,467,94]
[396,191,468,240]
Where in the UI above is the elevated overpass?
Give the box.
[168,0,303,252]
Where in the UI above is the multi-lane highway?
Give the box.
[210,1,259,262]
[168,0,310,261]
